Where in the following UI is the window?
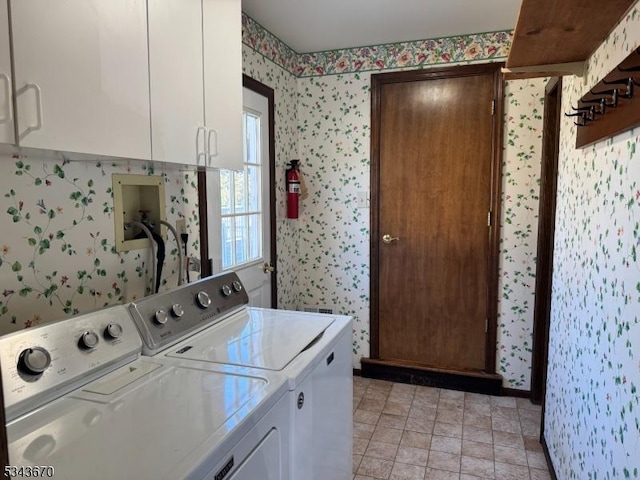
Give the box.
[220,111,262,270]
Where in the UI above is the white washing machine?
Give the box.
[1,304,290,480]
[129,272,353,480]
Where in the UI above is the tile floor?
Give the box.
[352,377,551,480]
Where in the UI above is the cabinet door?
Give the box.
[203,0,243,171]
[0,0,14,144]
[148,0,205,165]
[10,0,151,159]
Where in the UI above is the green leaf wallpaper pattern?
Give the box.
[543,3,640,479]
[0,154,200,335]
[499,78,547,389]
[243,19,545,388]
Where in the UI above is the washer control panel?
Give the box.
[129,271,249,355]
[0,305,142,422]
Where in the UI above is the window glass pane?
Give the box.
[220,170,232,215]
[247,165,260,212]
[245,114,259,165]
[248,214,261,260]
[234,215,248,265]
[234,170,246,214]
[221,217,233,270]
[221,110,264,270]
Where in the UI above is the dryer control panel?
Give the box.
[0,305,142,422]
[129,271,249,355]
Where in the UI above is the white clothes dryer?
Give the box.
[129,272,353,480]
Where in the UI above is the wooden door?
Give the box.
[371,65,503,374]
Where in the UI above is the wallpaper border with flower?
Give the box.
[241,12,512,78]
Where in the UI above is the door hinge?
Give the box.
[487,210,492,227]
[485,318,488,333]
[491,100,496,115]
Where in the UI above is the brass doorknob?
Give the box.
[262,262,275,273]
[382,234,400,244]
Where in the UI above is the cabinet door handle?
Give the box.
[0,73,11,124]
[25,83,43,135]
[196,126,206,165]
[207,128,219,163]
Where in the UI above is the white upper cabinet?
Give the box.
[148,0,205,165]
[203,0,243,171]
[148,0,242,169]
[10,0,151,159]
[0,0,14,145]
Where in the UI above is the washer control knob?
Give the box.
[18,347,52,376]
[171,304,184,318]
[79,331,99,349]
[154,309,169,325]
[231,280,243,293]
[196,291,211,308]
[221,284,232,297]
[104,323,123,340]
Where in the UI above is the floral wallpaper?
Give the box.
[296,73,372,362]
[0,13,540,394]
[242,13,544,388]
[241,45,300,310]
[241,12,512,78]
[499,79,547,389]
[543,3,640,479]
[241,14,298,77]
[0,150,199,335]
[296,31,512,77]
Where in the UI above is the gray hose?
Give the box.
[157,220,184,286]
[126,221,156,296]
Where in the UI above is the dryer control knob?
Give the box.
[231,280,243,292]
[18,347,51,376]
[79,331,99,349]
[154,309,169,325]
[171,304,185,318]
[196,291,211,308]
[104,323,123,340]
[221,284,232,297]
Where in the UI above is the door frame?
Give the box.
[530,77,562,407]
[198,74,277,307]
[369,63,504,374]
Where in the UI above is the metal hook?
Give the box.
[571,105,597,120]
[589,88,618,108]
[564,111,587,126]
[602,77,634,98]
[579,97,607,115]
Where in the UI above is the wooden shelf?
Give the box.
[506,0,636,74]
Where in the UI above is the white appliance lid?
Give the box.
[7,360,281,480]
[166,308,334,370]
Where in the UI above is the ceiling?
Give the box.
[241,0,522,53]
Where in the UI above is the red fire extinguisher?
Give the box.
[286,160,301,219]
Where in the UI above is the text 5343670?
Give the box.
[4,466,55,478]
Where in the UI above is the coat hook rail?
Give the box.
[572,48,640,148]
